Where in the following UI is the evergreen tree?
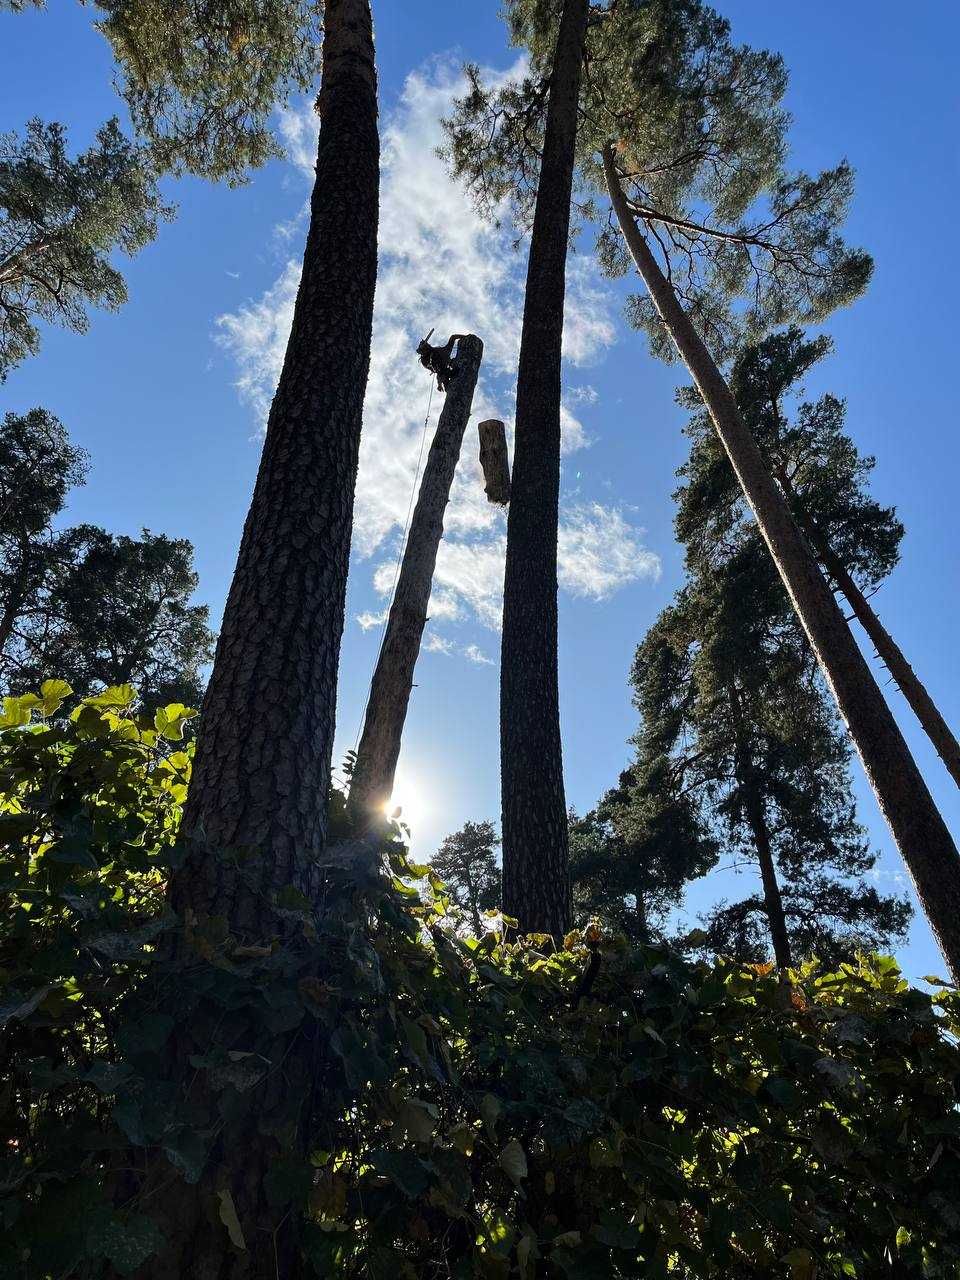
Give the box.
[0,408,86,653]
[569,774,716,943]
[721,329,960,790]
[445,0,960,979]
[431,819,501,935]
[9,527,214,709]
[624,554,910,967]
[0,410,214,709]
[0,117,170,377]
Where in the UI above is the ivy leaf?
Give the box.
[217,1189,246,1251]
[0,984,53,1028]
[399,1012,432,1073]
[499,1139,528,1185]
[154,703,198,740]
[480,1093,501,1140]
[517,1231,540,1280]
[86,1214,164,1275]
[263,1157,313,1208]
[781,1248,817,1280]
[38,679,72,716]
[369,1149,431,1199]
[85,684,137,708]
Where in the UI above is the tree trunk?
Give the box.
[603,144,960,983]
[729,684,793,968]
[789,496,960,793]
[500,0,589,940]
[141,5,380,1276]
[348,335,483,822]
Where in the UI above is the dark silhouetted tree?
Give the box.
[431,819,501,935]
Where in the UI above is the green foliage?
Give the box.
[0,116,171,377]
[569,792,715,944]
[94,0,324,182]
[703,326,903,590]
[0,409,214,709]
[443,0,871,362]
[430,818,501,934]
[2,689,958,1277]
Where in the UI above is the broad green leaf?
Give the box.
[86,1214,164,1275]
[154,702,198,740]
[85,684,137,708]
[217,1189,246,1251]
[499,1139,528,1185]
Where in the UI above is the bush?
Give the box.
[2,688,959,1278]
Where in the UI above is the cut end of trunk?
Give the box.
[478,419,510,505]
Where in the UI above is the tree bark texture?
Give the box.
[348,335,483,821]
[791,498,960,793]
[500,0,589,940]
[479,418,510,504]
[140,6,379,1278]
[604,144,960,983]
[176,0,379,934]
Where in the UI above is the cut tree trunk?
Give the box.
[500,0,589,940]
[141,5,380,1276]
[348,334,484,822]
[478,418,510,504]
[603,143,960,982]
[789,497,960,793]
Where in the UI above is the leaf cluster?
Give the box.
[2,690,958,1277]
[443,0,872,363]
[94,0,324,182]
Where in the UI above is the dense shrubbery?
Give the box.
[2,689,959,1278]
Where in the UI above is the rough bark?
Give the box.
[478,418,511,504]
[348,335,483,821]
[140,5,380,1277]
[789,497,960,793]
[604,144,960,982]
[500,0,589,940]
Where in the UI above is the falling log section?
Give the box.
[349,333,484,821]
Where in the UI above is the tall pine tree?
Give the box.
[445,0,960,978]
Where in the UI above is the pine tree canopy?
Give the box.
[93,0,325,182]
[677,326,904,592]
[598,334,916,965]
[0,117,170,377]
[442,0,873,362]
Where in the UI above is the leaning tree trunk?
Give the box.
[141,5,380,1276]
[348,335,484,823]
[603,144,960,982]
[500,0,589,940]
[787,495,960,792]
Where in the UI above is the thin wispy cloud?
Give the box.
[216,59,659,657]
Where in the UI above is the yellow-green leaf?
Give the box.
[217,1189,246,1251]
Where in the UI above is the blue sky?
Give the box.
[2,2,959,979]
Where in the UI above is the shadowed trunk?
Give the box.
[604,143,960,983]
[730,684,792,968]
[140,4,380,1276]
[349,334,483,822]
[787,494,960,793]
[500,0,589,940]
